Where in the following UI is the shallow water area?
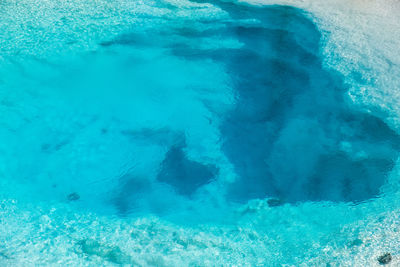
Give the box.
[2,0,400,266]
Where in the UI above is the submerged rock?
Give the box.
[67,192,80,201]
[78,239,133,265]
[378,253,392,265]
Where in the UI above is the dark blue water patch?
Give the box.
[157,142,219,196]
[173,1,400,203]
[307,153,394,202]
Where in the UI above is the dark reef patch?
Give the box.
[180,1,400,203]
[157,143,218,196]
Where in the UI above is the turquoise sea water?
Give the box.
[2,0,400,266]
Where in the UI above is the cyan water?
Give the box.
[2,0,400,266]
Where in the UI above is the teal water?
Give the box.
[1,0,400,266]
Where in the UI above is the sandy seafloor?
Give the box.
[1,0,400,266]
